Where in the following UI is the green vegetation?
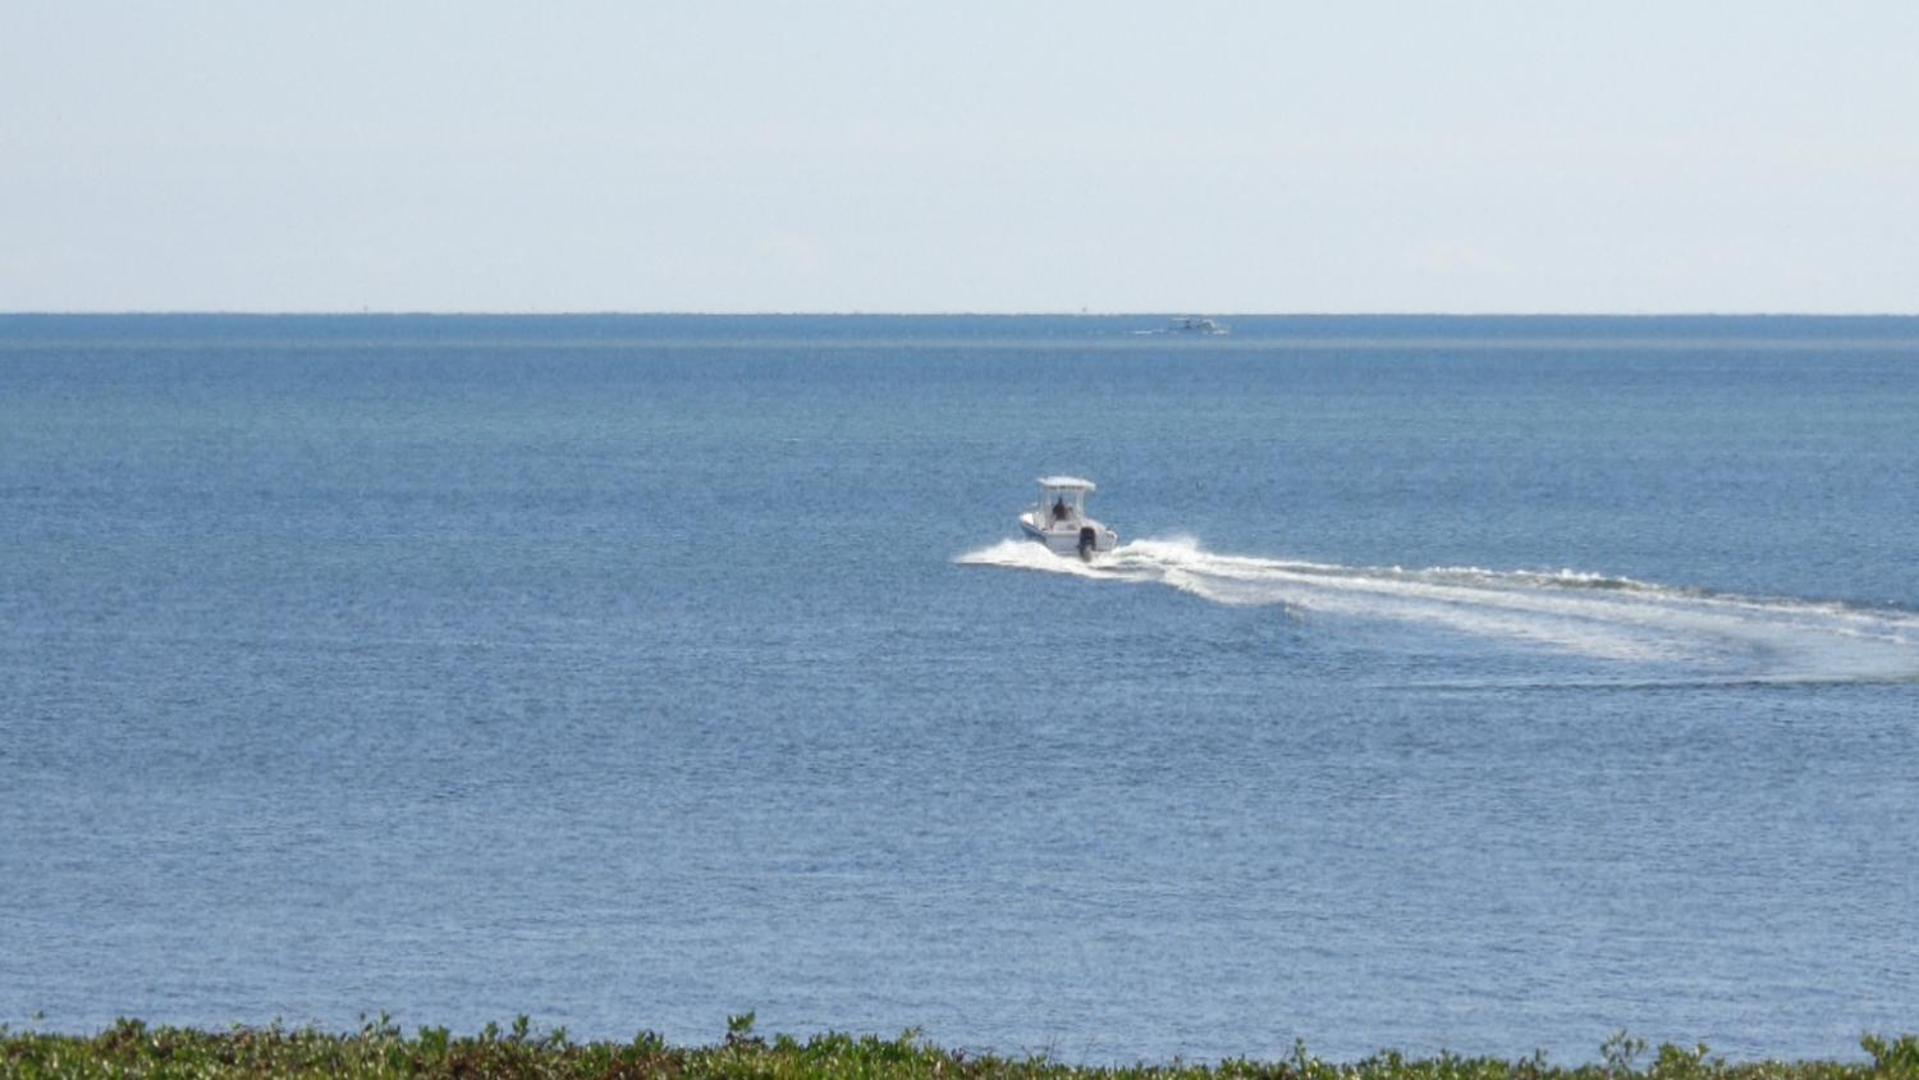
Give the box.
[2,1014,1915,1079]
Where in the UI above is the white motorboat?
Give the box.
[1018,476,1119,560]
[1169,316,1228,334]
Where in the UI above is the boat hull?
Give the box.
[1019,513,1118,557]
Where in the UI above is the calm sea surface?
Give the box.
[2,315,1916,1062]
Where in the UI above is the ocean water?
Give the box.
[2,314,1916,1063]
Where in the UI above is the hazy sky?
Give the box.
[4,2,1915,313]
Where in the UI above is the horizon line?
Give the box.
[5,310,1919,319]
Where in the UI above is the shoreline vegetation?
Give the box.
[3,1016,1916,1079]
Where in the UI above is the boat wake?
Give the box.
[956,537,1919,684]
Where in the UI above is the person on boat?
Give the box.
[1052,496,1070,522]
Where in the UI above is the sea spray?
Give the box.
[958,537,1919,682]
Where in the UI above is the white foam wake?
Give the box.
[956,537,1919,683]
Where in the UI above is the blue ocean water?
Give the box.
[2,314,1916,1063]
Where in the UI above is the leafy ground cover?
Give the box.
[3,1014,1914,1079]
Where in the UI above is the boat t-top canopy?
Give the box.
[1036,476,1096,492]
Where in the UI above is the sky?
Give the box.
[3,2,1916,314]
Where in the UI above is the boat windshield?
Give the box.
[1039,486,1087,523]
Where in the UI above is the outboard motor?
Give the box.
[1077,526,1098,560]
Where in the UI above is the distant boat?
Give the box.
[1018,476,1119,561]
[1168,317,1228,335]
